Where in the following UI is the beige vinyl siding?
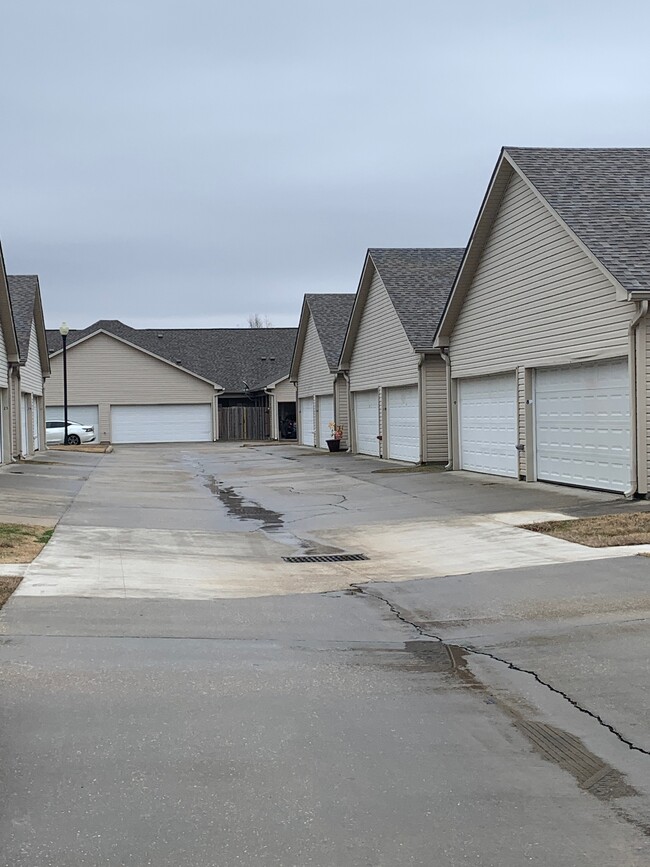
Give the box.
[349,271,419,391]
[297,313,334,398]
[21,322,43,395]
[422,355,448,462]
[334,373,349,449]
[48,333,215,442]
[450,172,632,377]
[0,322,7,389]
[273,377,297,403]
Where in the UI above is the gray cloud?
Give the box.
[1,0,649,329]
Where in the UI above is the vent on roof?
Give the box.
[260,356,267,361]
[269,356,276,361]
[175,359,182,364]
[157,333,163,338]
[282,553,369,563]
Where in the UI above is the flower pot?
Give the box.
[326,438,341,452]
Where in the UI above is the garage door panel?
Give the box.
[387,385,419,463]
[317,396,334,448]
[111,404,212,444]
[354,391,379,457]
[535,359,630,492]
[300,398,314,446]
[459,375,517,477]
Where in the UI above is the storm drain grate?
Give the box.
[282,553,369,563]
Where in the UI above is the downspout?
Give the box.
[418,355,426,464]
[626,300,648,498]
[438,347,453,470]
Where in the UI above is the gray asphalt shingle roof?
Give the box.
[46,321,298,393]
[7,275,39,362]
[505,147,650,294]
[305,293,355,370]
[368,248,465,349]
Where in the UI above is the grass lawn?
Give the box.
[524,513,650,547]
[0,524,54,563]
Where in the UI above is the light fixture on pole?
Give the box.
[59,322,70,444]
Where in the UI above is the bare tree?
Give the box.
[248,314,272,328]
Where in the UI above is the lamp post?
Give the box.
[59,322,69,444]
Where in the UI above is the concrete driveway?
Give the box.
[13,442,650,598]
[1,443,649,865]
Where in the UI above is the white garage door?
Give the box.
[48,405,99,434]
[317,395,334,448]
[387,385,420,463]
[354,390,379,457]
[110,404,212,444]
[535,359,630,493]
[459,374,517,477]
[300,397,315,446]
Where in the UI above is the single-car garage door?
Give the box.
[459,374,517,477]
[317,395,334,448]
[535,359,630,493]
[300,397,315,446]
[386,385,420,462]
[354,390,379,457]
[110,404,213,444]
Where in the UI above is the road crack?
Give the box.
[351,583,650,759]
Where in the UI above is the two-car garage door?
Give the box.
[111,404,213,444]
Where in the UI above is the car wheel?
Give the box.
[66,434,81,445]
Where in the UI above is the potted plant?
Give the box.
[326,421,343,452]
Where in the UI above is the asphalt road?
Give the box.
[1,444,649,866]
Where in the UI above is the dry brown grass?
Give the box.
[524,513,650,547]
[0,576,22,608]
[0,524,54,562]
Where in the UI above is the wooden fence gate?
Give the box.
[218,406,270,440]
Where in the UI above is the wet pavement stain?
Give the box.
[345,634,640,807]
[204,477,284,531]
[203,475,345,556]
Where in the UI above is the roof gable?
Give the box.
[340,248,464,364]
[505,147,650,296]
[290,293,354,378]
[436,147,649,344]
[47,321,298,393]
[0,245,19,361]
[8,275,50,374]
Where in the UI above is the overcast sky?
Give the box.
[1,1,649,330]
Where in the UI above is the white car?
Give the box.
[46,420,96,445]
